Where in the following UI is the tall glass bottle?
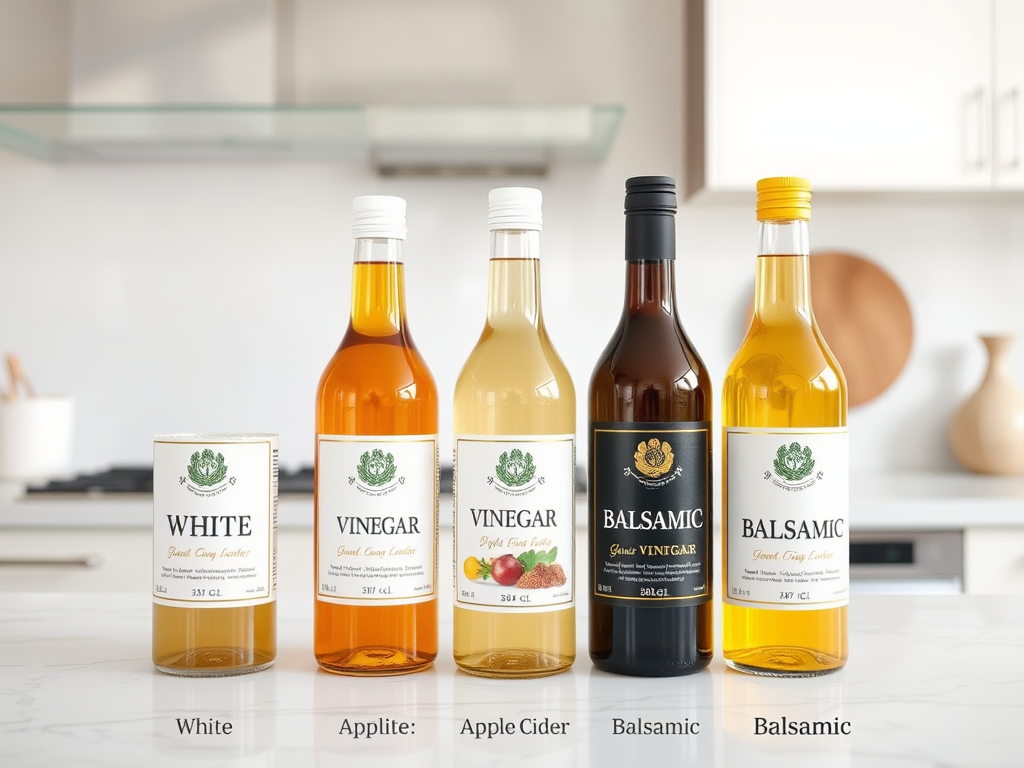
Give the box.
[588,176,713,676]
[722,177,849,676]
[314,195,439,676]
[453,187,576,678]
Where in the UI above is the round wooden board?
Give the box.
[809,251,913,407]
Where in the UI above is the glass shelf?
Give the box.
[0,104,623,175]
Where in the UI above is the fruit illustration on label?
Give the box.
[773,442,815,482]
[491,555,524,586]
[463,548,566,589]
[633,438,674,479]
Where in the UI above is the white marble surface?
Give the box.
[2,591,1024,768]
[3,471,1024,531]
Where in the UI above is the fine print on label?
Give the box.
[153,436,277,608]
[455,435,575,613]
[725,427,849,610]
[591,422,711,605]
[317,435,438,606]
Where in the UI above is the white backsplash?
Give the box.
[0,0,1021,475]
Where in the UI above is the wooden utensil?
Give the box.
[5,354,35,401]
[808,251,914,407]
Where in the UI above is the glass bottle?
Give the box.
[453,187,576,678]
[588,176,713,676]
[722,177,849,676]
[152,433,278,676]
[314,195,439,675]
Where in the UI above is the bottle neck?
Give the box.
[754,220,812,323]
[624,260,676,316]
[486,230,543,328]
[350,237,407,336]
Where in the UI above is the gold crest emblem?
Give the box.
[634,438,674,479]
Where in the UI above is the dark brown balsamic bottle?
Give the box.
[588,176,713,676]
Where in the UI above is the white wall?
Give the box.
[0,0,1021,476]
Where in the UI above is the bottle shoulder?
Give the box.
[455,324,575,397]
[591,313,710,390]
[318,330,438,398]
[724,320,844,386]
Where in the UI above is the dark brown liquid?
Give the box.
[588,260,714,676]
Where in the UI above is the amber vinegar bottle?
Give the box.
[588,176,713,676]
[722,177,849,676]
[314,195,438,675]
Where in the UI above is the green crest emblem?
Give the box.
[495,449,536,487]
[773,442,815,482]
[357,449,397,487]
[188,449,228,487]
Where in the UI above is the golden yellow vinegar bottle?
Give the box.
[453,187,576,678]
[722,177,849,676]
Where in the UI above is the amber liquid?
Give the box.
[722,251,848,676]
[153,603,276,676]
[453,252,576,678]
[589,260,714,676]
[314,259,438,675]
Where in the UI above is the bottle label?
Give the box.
[316,435,438,606]
[152,437,278,608]
[454,434,575,613]
[725,427,849,610]
[590,422,711,605]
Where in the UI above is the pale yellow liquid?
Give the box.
[153,602,276,676]
[722,254,848,676]
[453,257,576,678]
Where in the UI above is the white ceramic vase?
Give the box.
[949,335,1024,475]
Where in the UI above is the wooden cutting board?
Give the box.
[809,251,913,407]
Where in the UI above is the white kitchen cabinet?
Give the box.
[687,0,1024,194]
[994,0,1024,189]
[964,527,1024,594]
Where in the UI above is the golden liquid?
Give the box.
[722,254,848,676]
[314,261,438,675]
[153,602,276,676]
[453,258,576,678]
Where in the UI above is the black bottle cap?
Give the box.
[624,176,677,214]
[623,176,676,260]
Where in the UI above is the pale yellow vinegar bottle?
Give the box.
[722,177,849,676]
[453,187,576,678]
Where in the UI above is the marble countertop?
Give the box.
[2,591,1024,767]
[3,471,1024,530]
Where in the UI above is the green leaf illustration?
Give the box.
[773,442,815,482]
[187,449,228,487]
[356,449,397,487]
[495,449,536,487]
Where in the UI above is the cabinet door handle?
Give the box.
[0,555,102,568]
[1006,88,1021,170]
[967,88,988,170]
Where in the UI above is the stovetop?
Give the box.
[25,466,460,495]
[26,466,315,495]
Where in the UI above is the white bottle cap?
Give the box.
[488,187,543,231]
[352,195,407,239]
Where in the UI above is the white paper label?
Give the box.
[725,428,849,611]
[454,434,575,613]
[317,435,437,606]
[153,438,277,608]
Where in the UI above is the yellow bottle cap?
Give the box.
[755,176,811,221]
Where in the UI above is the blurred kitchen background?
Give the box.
[0,0,1022,477]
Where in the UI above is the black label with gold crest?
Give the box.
[590,421,711,605]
